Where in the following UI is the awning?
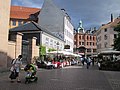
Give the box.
[47,51,82,57]
[100,50,120,55]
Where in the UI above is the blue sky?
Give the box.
[11,0,120,30]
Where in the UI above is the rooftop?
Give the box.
[10,6,40,19]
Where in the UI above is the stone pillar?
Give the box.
[15,32,23,58]
[28,37,37,63]
[31,37,37,63]
[0,0,11,70]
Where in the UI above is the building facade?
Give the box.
[38,0,74,52]
[74,21,97,56]
[9,6,40,29]
[10,21,65,62]
[0,0,11,70]
[95,15,120,53]
[64,14,74,52]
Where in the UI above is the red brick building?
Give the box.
[74,21,97,56]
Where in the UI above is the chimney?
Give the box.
[111,14,114,22]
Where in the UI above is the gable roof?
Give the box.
[99,17,120,30]
[38,0,64,32]
[9,21,40,32]
[10,6,40,19]
[9,21,64,41]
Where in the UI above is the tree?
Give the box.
[39,45,46,60]
[114,24,120,50]
[48,48,56,52]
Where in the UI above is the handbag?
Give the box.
[9,69,17,79]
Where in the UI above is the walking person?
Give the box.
[10,55,22,83]
[81,57,85,66]
[86,57,91,69]
[92,58,95,66]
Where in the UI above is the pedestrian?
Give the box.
[92,58,95,66]
[10,55,22,83]
[81,57,85,66]
[86,57,91,69]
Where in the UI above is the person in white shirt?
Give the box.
[10,55,22,83]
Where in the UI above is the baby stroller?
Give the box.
[24,64,38,84]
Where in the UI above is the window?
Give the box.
[90,36,92,40]
[104,28,107,32]
[114,34,117,38]
[104,34,107,40]
[18,20,22,26]
[87,42,89,45]
[45,38,49,45]
[79,36,81,39]
[93,49,96,52]
[23,21,27,24]
[54,41,56,47]
[93,36,95,40]
[82,35,84,39]
[97,44,101,49]
[82,42,84,45]
[104,42,108,48]
[79,42,81,45]
[50,39,53,46]
[12,20,16,26]
[87,49,91,52]
[87,36,89,40]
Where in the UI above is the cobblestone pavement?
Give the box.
[0,65,120,90]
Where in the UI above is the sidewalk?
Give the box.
[0,65,120,90]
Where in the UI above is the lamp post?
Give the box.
[39,46,41,61]
[57,42,59,61]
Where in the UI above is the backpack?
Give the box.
[11,59,15,64]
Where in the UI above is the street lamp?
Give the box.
[57,42,59,61]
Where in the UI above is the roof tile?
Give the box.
[10,6,40,19]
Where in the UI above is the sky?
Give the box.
[11,0,120,30]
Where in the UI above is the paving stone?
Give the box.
[0,65,119,90]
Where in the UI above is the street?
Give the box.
[0,65,120,90]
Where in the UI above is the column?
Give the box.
[15,32,23,58]
[31,37,37,63]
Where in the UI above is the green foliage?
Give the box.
[114,24,120,50]
[39,45,46,56]
[48,48,56,52]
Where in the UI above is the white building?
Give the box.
[95,15,120,53]
[10,21,65,53]
[38,0,74,52]
[64,16,74,52]
[41,30,65,53]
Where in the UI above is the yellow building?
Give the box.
[10,6,40,29]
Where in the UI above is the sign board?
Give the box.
[64,45,70,49]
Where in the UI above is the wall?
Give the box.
[64,16,74,52]
[0,0,11,70]
[7,41,16,67]
[42,32,64,53]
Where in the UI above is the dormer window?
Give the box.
[104,28,107,32]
